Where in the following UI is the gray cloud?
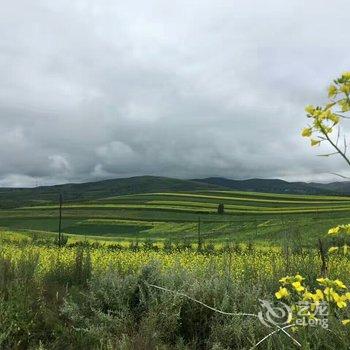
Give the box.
[1,0,350,187]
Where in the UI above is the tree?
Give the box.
[217,203,224,214]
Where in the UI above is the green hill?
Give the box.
[0,176,226,209]
[2,188,350,246]
[2,175,350,210]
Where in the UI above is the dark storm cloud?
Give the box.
[1,0,350,186]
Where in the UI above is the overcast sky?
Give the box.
[1,0,350,187]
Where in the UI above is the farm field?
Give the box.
[1,227,350,349]
[1,189,350,246]
[2,188,350,348]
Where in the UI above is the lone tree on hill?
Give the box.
[217,203,224,214]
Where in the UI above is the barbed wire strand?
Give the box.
[145,282,301,348]
[250,324,297,349]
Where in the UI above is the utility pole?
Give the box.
[197,216,202,251]
[58,193,63,247]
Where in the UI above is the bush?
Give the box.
[217,203,225,214]
[53,233,68,247]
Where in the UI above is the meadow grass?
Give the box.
[0,233,349,349]
[2,190,350,348]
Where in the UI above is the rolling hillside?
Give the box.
[2,189,350,245]
[2,175,350,210]
[0,176,226,209]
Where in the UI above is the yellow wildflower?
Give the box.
[303,291,313,301]
[328,84,338,98]
[275,287,289,299]
[328,114,340,124]
[294,274,305,282]
[332,292,347,309]
[328,246,339,253]
[334,279,347,289]
[340,84,350,94]
[305,105,315,114]
[313,289,324,301]
[292,281,305,293]
[279,276,290,284]
[339,99,350,112]
[324,287,333,301]
[301,128,312,137]
[328,226,340,235]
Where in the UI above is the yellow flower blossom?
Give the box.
[328,226,340,235]
[334,279,347,289]
[301,128,312,137]
[310,139,320,147]
[303,291,313,301]
[324,287,333,300]
[340,84,350,94]
[313,289,324,301]
[339,99,350,112]
[277,264,350,329]
[279,276,290,284]
[294,274,305,282]
[292,281,305,293]
[305,105,315,114]
[328,84,338,98]
[332,292,347,309]
[328,246,339,253]
[328,114,340,124]
[275,287,289,299]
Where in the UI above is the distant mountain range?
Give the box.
[1,175,350,209]
[192,177,350,196]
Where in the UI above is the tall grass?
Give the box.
[0,239,349,349]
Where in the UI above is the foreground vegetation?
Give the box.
[1,232,350,349]
[2,187,350,349]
